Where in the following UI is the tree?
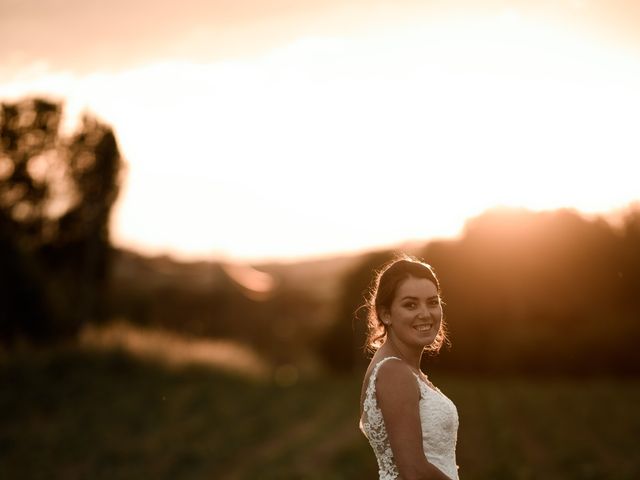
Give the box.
[0,97,123,342]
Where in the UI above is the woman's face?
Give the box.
[382,276,442,350]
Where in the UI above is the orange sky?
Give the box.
[2,0,640,262]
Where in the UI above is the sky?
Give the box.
[2,0,640,262]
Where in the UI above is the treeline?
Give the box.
[325,207,640,376]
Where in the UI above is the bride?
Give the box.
[359,256,460,480]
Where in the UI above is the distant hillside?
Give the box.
[110,248,361,300]
[110,249,229,293]
[256,255,362,301]
[105,248,369,366]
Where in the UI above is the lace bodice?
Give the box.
[359,356,460,480]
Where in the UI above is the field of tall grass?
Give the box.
[1,327,639,480]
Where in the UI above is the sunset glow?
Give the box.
[2,4,640,261]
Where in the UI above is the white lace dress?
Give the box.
[359,356,460,480]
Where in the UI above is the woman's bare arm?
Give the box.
[376,359,452,480]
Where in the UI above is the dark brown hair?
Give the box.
[361,254,449,355]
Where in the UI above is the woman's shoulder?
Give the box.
[363,355,405,390]
[375,356,413,376]
[373,357,422,412]
[374,357,419,391]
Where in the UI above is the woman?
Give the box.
[359,256,459,480]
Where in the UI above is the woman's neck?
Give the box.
[384,335,423,371]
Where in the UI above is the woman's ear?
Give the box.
[380,308,391,326]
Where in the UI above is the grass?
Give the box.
[1,346,639,480]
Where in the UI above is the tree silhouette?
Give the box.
[0,97,123,342]
[422,207,640,375]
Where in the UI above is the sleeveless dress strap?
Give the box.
[366,356,402,395]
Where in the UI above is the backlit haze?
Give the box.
[2,0,640,262]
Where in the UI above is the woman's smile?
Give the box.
[413,322,434,332]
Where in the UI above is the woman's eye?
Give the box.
[404,302,416,309]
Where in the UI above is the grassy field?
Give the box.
[1,346,639,480]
